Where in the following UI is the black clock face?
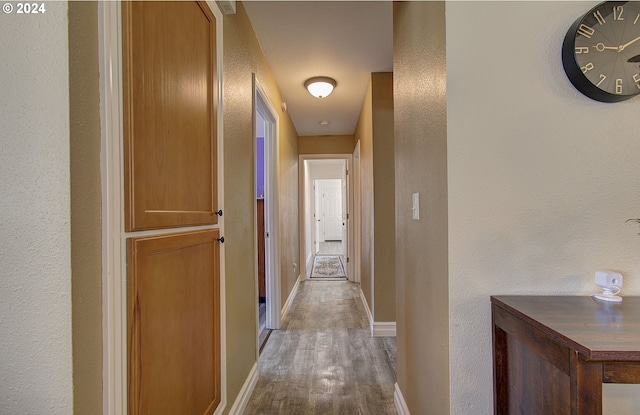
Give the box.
[563,1,640,102]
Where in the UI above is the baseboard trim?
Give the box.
[373,321,396,337]
[394,383,410,415]
[358,287,396,337]
[305,252,314,277]
[281,273,302,321]
[227,362,258,415]
[358,287,374,333]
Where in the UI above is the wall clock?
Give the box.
[562,1,640,102]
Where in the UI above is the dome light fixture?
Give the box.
[304,76,336,98]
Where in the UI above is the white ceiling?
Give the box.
[243,1,393,137]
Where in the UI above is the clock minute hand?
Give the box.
[594,42,618,52]
[619,36,640,52]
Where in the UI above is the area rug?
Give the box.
[310,255,346,279]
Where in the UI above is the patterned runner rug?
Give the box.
[310,255,346,279]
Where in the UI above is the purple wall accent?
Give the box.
[256,136,265,198]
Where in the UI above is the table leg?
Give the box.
[493,322,509,415]
[570,351,602,415]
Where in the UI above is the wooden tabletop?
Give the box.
[491,296,640,362]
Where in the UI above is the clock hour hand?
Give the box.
[619,36,640,52]
[628,54,640,63]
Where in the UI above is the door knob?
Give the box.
[217,236,225,243]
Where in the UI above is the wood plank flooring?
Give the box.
[244,280,397,415]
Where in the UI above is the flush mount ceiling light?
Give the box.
[304,77,336,98]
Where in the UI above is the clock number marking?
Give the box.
[596,74,607,87]
[633,73,640,89]
[613,5,624,21]
[595,10,606,25]
[616,78,623,94]
[578,24,595,39]
[581,62,594,73]
[575,46,589,54]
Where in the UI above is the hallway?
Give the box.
[244,281,397,415]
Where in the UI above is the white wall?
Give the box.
[0,2,73,414]
[447,2,640,413]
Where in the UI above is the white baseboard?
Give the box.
[281,273,301,321]
[373,321,396,337]
[358,287,374,332]
[305,252,314,276]
[358,287,396,337]
[227,362,258,415]
[394,382,410,415]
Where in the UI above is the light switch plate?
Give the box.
[412,193,419,220]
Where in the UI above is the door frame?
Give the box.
[253,77,281,332]
[298,154,354,281]
[99,2,226,414]
[352,141,361,284]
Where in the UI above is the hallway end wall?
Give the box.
[298,135,355,154]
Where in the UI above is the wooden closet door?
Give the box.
[127,230,221,415]
[123,2,222,414]
[123,1,218,231]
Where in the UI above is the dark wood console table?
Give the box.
[491,296,640,415]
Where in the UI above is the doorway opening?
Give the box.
[299,155,353,281]
[254,78,281,354]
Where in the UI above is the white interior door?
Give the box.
[320,180,342,241]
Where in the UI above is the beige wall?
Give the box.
[354,73,396,324]
[447,2,640,413]
[222,3,299,411]
[371,73,395,322]
[354,80,374,314]
[394,2,449,414]
[0,2,74,413]
[69,2,103,414]
[298,135,354,154]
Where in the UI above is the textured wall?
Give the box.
[222,3,299,411]
[354,73,396,323]
[0,2,73,414]
[447,2,640,414]
[354,80,374,315]
[68,2,103,414]
[394,2,449,414]
[298,135,355,154]
[371,73,395,322]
